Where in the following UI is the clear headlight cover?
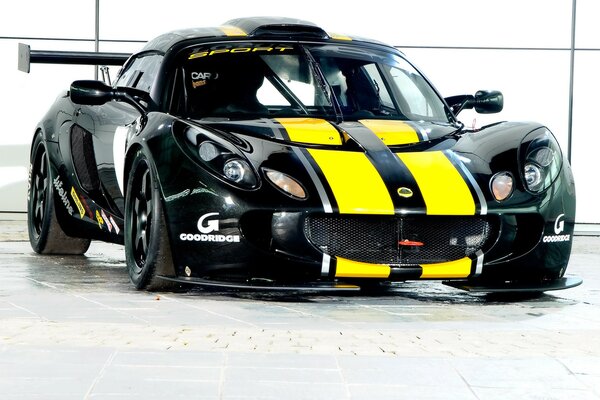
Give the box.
[183,126,258,189]
[521,129,562,193]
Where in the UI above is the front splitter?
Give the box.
[443,276,583,293]
[158,275,361,291]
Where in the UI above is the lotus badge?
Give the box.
[397,187,413,198]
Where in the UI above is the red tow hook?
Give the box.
[398,239,424,247]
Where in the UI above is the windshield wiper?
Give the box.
[300,45,343,122]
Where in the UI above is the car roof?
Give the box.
[141,16,388,53]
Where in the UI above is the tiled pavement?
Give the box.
[1,219,599,399]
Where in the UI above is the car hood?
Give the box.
[182,117,485,216]
[191,117,460,148]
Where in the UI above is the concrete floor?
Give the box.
[1,218,599,399]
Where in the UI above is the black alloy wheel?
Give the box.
[125,150,177,291]
[27,132,91,254]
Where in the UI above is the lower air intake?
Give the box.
[304,214,494,265]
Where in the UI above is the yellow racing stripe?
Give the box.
[420,257,472,279]
[328,32,352,41]
[397,151,475,215]
[277,118,342,145]
[335,258,390,278]
[359,119,420,145]
[219,25,247,36]
[308,149,394,214]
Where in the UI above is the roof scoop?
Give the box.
[223,17,329,38]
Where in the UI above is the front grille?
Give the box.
[304,215,494,265]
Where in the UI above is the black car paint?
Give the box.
[27,17,576,290]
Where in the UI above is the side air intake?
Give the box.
[70,124,101,192]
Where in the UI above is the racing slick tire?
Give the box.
[27,132,91,254]
[125,149,178,291]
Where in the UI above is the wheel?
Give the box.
[125,149,177,291]
[27,132,91,254]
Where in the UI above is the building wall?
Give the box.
[0,0,597,223]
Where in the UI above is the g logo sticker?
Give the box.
[554,213,565,235]
[198,212,219,233]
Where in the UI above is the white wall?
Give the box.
[0,0,597,223]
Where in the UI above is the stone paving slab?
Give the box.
[0,219,599,399]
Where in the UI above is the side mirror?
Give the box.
[445,90,503,115]
[70,80,114,106]
[70,80,148,115]
[473,90,503,114]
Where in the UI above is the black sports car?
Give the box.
[20,17,581,292]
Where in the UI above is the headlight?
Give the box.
[264,169,307,199]
[183,126,258,189]
[199,141,220,162]
[523,163,543,192]
[520,129,562,193]
[224,159,249,183]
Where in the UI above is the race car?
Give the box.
[20,16,581,293]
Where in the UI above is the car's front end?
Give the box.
[148,115,575,290]
[124,28,577,291]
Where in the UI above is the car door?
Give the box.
[71,52,163,217]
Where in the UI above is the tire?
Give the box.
[124,149,177,291]
[27,132,91,254]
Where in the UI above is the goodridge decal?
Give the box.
[396,151,475,215]
[358,119,420,145]
[335,258,390,278]
[180,212,241,243]
[420,257,472,279]
[543,214,571,243]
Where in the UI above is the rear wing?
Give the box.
[18,43,131,73]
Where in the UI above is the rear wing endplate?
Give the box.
[18,43,131,73]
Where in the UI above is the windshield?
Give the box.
[176,43,450,123]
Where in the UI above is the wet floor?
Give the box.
[1,219,599,399]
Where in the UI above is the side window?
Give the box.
[114,53,163,93]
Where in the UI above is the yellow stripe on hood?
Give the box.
[277,118,394,214]
[308,149,394,214]
[397,151,475,215]
[359,119,420,145]
[276,118,342,145]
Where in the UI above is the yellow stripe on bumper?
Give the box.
[219,25,247,36]
[308,149,394,214]
[420,257,472,279]
[335,258,390,278]
[359,119,420,145]
[397,151,475,215]
[277,118,342,145]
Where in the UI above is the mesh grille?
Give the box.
[70,124,100,192]
[304,215,494,265]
